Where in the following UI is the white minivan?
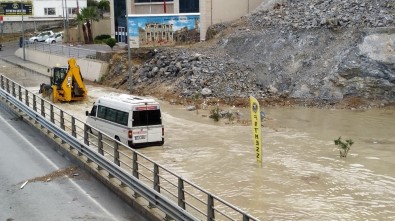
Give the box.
[85,94,164,148]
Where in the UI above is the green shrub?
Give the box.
[209,107,221,122]
[95,34,111,41]
[105,38,117,50]
[334,137,354,158]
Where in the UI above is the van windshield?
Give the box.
[132,110,162,126]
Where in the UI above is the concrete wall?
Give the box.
[1,20,63,34]
[200,0,264,40]
[14,48,108,82]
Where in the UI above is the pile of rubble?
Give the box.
[105,0,395,107]
[249,0,394,31]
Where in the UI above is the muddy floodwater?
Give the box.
[3,67,394,220]
[59,86,395,220]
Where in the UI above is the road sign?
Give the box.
[0,1,33,16]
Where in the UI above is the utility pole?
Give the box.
[65,0,69,43]
[62,0,66,36]
[126,0,132,94]
[21,0,26,61]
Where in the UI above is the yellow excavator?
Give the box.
[39,58,88,103]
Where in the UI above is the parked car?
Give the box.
[29,31,54,43]
[45,32,64,44]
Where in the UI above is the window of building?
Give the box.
[180,0,199,13]
[135,0,173,3]
[44,8,56,15]
[68,7,78,15]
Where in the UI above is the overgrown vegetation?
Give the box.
[208,107,238,123]
[209,107,221,122]
[334,137,354,158]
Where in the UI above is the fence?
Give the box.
[0,75,259,221]
[25,42,98,60]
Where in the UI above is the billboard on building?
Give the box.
[0,1,33,16]
[127,13,200,48]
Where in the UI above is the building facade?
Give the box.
[0,0,87,33]
[110,0,264,43]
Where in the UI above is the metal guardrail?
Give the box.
[25,42,98,60]
[0,75,260,221]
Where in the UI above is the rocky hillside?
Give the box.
[102,0,395,107]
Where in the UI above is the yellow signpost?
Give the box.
[250,96,262,165]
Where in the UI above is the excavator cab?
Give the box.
[52,67,68,88]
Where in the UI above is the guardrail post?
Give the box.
[6,78,9,93]
[50,105,54,123]
[132,151,140,198]
[96,132,104,171]
[178,178,186,209]
[148,164,160,208]
[84,124,89,145]
[25,89,29,106]
[132,152,139,179]
[11,82,15,97]
[98,132,103,155]
[154,164,160,193]
[41,99,45,117]
[18,86,22,101]
[71,117,76,137]
[243,214,249,221]
[0,75,3,89]
[60,110,65,130]
[33,94,37,111]
[114,141,120,166]
[207,194,215,221]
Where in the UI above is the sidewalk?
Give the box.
[1,54,50,77]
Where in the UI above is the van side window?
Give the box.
[132,110,161,127]
[97,105,129,126]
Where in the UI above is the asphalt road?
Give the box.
[0,102,148,220]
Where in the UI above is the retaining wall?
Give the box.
[14,48,108,82]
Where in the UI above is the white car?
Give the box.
[45,32,64,44]
[29,31,54,43]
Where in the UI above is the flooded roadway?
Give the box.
[2,66,395,220]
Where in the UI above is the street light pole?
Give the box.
[21,0,26,61]
[126,9,132,94]
[65,0,69,43]
[62,0,66,35]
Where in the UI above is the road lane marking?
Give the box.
[0,114,118,220]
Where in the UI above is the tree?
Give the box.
[98,0,110,12]
[79,7,100,44]
[87,0,98,7]
[76,13,89,44]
